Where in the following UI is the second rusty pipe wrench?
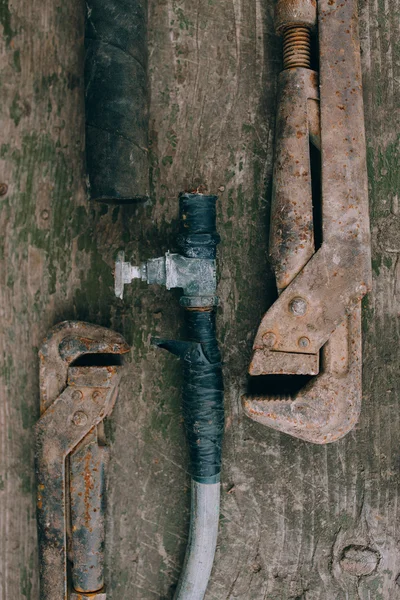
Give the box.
[36,321,129,600]
[243,0,372,443]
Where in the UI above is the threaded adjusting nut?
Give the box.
[275,0,317,34]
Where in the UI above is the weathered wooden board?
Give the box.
[0,0,399,598]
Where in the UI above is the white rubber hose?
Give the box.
[174,481,220,600]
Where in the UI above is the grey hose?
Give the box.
[156,195,224,599]
[174,481,220,600]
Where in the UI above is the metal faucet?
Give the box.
[115,250,217,307]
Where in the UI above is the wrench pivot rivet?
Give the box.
[262,332,277,348]
[289,297,308,316]
[72,411,88,427]
[298,336,310,348]
[72,390,83,401]
[92,390,102,402]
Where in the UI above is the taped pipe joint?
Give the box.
[115,193,224,600]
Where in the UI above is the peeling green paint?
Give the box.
[0,142,10,157]
[174,7,194,33]
[0,0,13,46]
[20,471,33,495]
[166,130,178,149]
[10,92,24,126]
[162,155,173,166]
[13,49,21,72]
[20,394,36,431]
[383,255,392,269]
[367,137,400,219]
[372,255,381,276]
[20,565,32,599]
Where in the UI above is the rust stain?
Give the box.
[83,450,94,528]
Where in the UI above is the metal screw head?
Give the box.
[72,411,88,427]
[262,331,277,348]
[289,297,308,316]
[298,336,310,348]
[359,283,368,295]
[40,209,49,220]
[0,183,8,196]
[72,390,83,401]
[92,390,102,402]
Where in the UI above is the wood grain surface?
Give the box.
[0,0,399,598]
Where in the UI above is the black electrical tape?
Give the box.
[177,193,220,259]
[85,0,149,202]
[184,309,224,483]
[154,310,224,484]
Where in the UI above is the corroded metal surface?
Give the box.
[39,320,129,413]
[275,0,317,33]
[269,67,318,295]
[70,594,107,600]
[36,322,129,600]
[115,250,218,307]
[243,0,372,443]
[70,431,108,593]
[244,305,363,443]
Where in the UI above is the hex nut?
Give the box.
[275,0,317,34]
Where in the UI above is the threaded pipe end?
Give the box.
[283,25,311,69]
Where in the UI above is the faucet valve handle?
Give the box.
[114,251,145,299]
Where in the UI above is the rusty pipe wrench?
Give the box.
[36,321,129,599]
[242,0,372,443]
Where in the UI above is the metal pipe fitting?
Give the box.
[115,251,217,307]
[115,193,220,308]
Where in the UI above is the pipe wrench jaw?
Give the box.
[244,306,363,443]
[39,320,130,412]
[36,321,130,600]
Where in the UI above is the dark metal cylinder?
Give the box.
[85,0,149,202]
